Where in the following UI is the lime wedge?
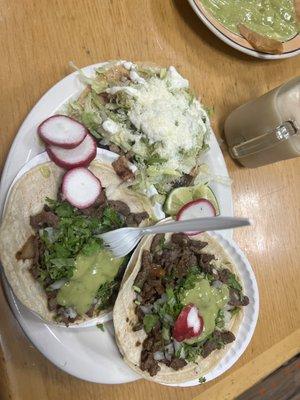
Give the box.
[164,185,220,215]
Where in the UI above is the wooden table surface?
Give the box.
[0,1,299,399]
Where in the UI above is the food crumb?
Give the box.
[135,341,141,347]
[126,317,129,322]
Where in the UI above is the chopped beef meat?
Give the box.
[134,250,152,288]
[126,211,149,227]
[30,210,59,230]
[228,288,249,307]
[189,239,208,254]
[80,190,107,217]
[201,338,218,358]
[174,248,197,278]
[150,233,165,253]
[219,330,235,344]
[133,211,149,225]
[47,297,57,311]
[97,189,107,206]
[45,289,59,312]
[203,330,235,355]
[171,174,194,189]
[135,306,145,323]
[135,340,141,347]
[132,322,143,331]
[169,357,187,370]
[140,281,159,304]
[149,265,165,278]
[218,268,231,284]
[171,233,189,246]
[241,295,250,306]
[16,235,36,260]
[109,144,125,156]
[112,156,135,181]
[107,200,131,216]
[125,214,137,227]
[140,350,160,376]
[198,253,215,274]
[149,279,165,295]
[156,246,181,273]
[86,304,95,318]
[229,288,244,307]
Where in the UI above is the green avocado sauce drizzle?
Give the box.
[180,276,229,343]
[56,250,123,315]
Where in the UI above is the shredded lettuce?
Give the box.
[67,62,214,202]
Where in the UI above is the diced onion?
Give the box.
[140,305,153,314]
[212,280,223,289]
[154,351,165,361]
[64,307,77,319]
[48,278,67,290]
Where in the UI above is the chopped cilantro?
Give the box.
[97,323,105,332]
[154,287,182,322]
[230,307,241,316]
[143,314,159,333]
[227,274,242,292]
[198,376,206,384]
[96,280,118,309]
[101,207,124,230]
[216,309,225,329]
[37,199,124,284]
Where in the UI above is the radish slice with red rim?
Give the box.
[38,115,88,149]
[47,134,97,169]
[176,199,216,235]
[61,167,101,209]
[173,304,204,342]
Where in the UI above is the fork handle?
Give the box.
[142,216,250,234]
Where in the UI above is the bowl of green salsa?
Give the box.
[188,0,300,59]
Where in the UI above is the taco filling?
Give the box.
[131,233,249,377]
[14,168,149,325]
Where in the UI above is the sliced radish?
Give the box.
[38,115,88,149]
[47,134,97,169]
[172,304,204,342]
[176,199,216,236]
[61,167,101,209]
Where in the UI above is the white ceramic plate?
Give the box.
[188,0,300,60]
[0,62,250,385]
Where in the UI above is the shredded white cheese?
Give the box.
[167,66,189,90]
[106,86,139,96]
[129,70,146,85]
[128,73,206,160]
[102,119,119,134]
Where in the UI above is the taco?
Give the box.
[0,159,154,325]
[113,229,249,384]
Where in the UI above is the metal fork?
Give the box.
[98,217,250,258]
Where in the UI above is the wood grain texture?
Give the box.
[0,1,299,399]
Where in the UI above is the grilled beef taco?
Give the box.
[0,160,153,326]
[113,229,249,384]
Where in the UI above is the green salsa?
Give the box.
[180,276,229,343]
[57,249,123,315]
[201,0,299,41]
